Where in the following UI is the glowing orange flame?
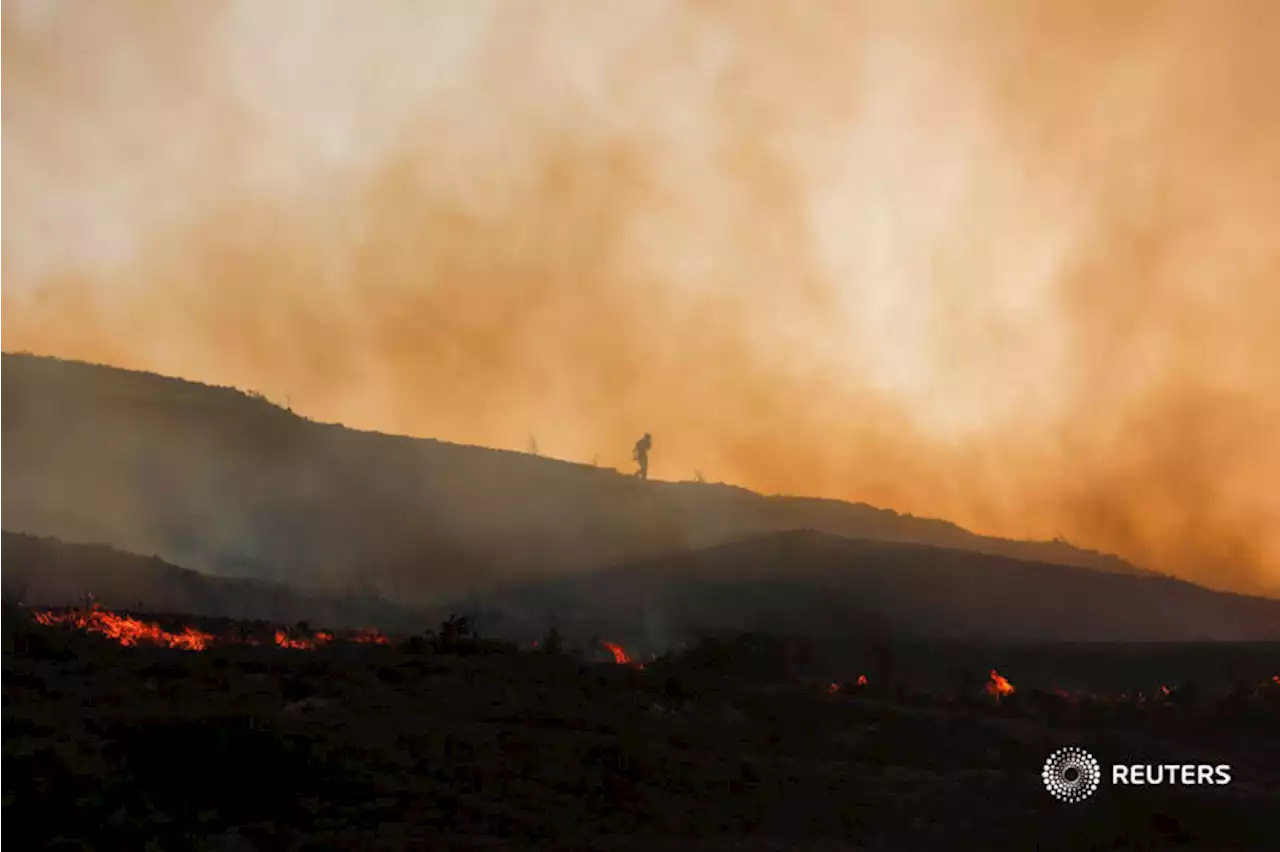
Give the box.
[351,628,389,645]
[855,674,868,687]
[1272,674,1279,686]
[600,640,631,665]
[985,669,1015,698]
[31,606,393,652]
[827,681,841,694]
[273,628,357,648]
[274,630,315,650]
[33,607,214,651]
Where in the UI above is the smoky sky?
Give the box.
[4,0,1279,595]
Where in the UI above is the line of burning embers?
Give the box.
[31,604,388,651]
[29,604,637,663]
[25,605,1280,702]
[825,668,1280,704]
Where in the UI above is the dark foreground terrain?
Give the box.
[5,608,1278,851]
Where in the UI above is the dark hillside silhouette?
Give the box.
[474,530,1280,645]
[8,528,1280,645]
[1,533,427,631]
[4,353,1152,606]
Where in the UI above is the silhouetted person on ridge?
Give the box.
[633,432,652,480]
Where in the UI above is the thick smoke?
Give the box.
[4,1,1278,594]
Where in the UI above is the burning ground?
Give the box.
[30,605,389,651]
[5,605,1279,851]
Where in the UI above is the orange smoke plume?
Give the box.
[6,2,1280,598]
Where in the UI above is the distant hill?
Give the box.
[9,529,1278,648]
[0,532,427,631]
[476,530,1280,645]
[3,353,1150,605]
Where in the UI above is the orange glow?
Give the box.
[600,640,631,665]
[6,3,1280,599]
[32,607,390,652]
[855,674,868,687]
[827,681,841,694]
[274,630,315,650]
[1051,686,1078,703]
[33,606,213,650]
[351,628,389,645]
[985,669,1015,698]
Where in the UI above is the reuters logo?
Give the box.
[1042,746,1101,803]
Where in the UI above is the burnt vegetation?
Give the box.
[5,606,1279,851]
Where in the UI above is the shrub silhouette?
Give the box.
[541,626,564,655]
[428,613,516,656]
[440,613,471,642]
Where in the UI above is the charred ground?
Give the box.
[4,607,1278,851]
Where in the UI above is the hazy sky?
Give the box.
[4,0,1278,594]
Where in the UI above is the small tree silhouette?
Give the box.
[541,626,564,655]
[439,613,472,648]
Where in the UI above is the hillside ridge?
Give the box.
[474,528,1280,644]
[3,352,1150,602]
